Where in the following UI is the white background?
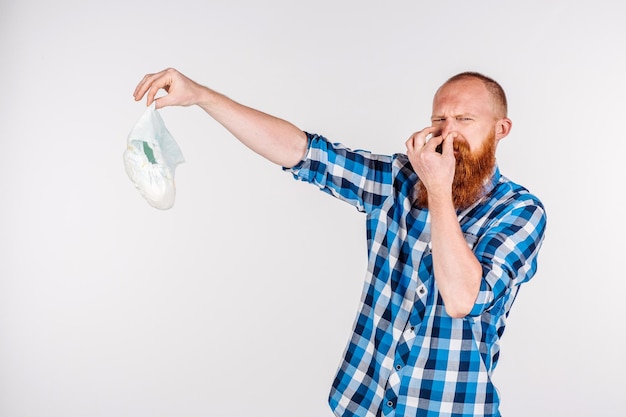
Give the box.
[1,1,624,416]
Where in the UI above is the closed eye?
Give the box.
[431,116,474,123]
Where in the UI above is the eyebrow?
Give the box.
[430,113,478,120]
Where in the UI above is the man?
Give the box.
[133,68,547,417]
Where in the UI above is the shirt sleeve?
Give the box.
[469,193,547,316]
[284,132,395,213]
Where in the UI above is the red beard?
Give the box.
[415,131,496,211]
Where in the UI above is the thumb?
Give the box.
[153,95,172,110]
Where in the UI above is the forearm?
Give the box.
[428,194,482,318]
[194,87,307,168]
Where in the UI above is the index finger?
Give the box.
[133,71,167,105]
[406,126,438,150]
[133,73,154,102]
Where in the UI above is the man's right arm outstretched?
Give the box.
[133,68,308,168]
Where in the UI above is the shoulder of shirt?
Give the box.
[494,174,546,213]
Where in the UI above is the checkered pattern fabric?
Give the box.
[285,133,547,417]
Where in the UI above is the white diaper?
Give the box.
[123,103,185,210]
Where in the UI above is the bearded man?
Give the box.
[133,69,547,417]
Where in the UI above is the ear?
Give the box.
[495,117,512,141]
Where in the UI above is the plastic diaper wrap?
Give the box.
[124,103,185,210]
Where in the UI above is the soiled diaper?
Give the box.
[123,103,185,210]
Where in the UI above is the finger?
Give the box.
[405,132,418,152]
[133,69,171,105]
[406,126,437,150]
[145,74,173,108]
[153,93,172,110]
[146,84,160,107]
[423,132,443,152]
[133,72,158,102]
[441,132,456,156]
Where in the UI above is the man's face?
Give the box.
[430,78,501,154]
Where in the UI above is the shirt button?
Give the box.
[387,400,394,407]
[395,364,402,370]
[410,326,415,332]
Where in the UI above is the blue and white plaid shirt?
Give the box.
[285,133,547,417]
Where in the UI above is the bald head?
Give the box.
[437,72,508,119]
